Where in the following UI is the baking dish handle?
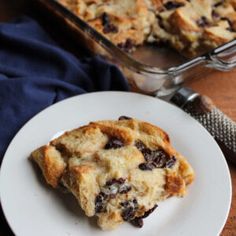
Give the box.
[205,40,236,71]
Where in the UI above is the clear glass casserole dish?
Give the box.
[35,0,236,96]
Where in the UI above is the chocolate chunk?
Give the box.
[164,1,185,10]
[197,16,209,27]
[118,116,132,120]
[117,39,134,52]
[95,192,108,213]
[105,137,124,149]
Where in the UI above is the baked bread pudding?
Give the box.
[31,117,194,230]
[59,0,236,57]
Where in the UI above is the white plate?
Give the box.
[0,92,232,236]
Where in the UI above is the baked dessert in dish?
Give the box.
[31,117,194,230]
[59,0,236,57]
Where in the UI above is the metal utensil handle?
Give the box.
[171,87,236,164]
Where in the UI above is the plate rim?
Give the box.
[0,91,232,236]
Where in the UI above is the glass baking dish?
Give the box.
[35,0,236,96]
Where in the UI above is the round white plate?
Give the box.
[0,92,231,236]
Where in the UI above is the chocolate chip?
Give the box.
[95,192,108,213]
[105,137,124,149]
[164,1,185,10]
[117,39,134,52]
[118,116,132,120]
[197,16,209,27]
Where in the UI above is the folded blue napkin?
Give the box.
[0,16,129,161]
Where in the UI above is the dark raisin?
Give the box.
[142,205,158,218]
[103,24,118,34]
[221,17,235,32]
[152,150,169,168]
[139,162,154,171]
[105,137,124,149]
[212,10,220,19]
[130,205,157,228]
[214,1,223,7]
[95,192,108,213]
[130,218,144,228]
[197,16,209,27]
[135,140,147,152]
[120,199,138,221]
[122,207,136,221]
[101,12,110,26]
[119,185,131,194]
[106,178,125,186]
[165,156,176,168]
[117,39,134,52]
[164,1,185,10]
[118,116,132,120]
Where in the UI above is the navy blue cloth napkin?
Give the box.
[0,16,129,160]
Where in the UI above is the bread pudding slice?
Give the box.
[59,0,236,57]
[30,117,194,230]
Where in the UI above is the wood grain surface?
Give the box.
[0,2,235,236]
[187,70,236,236]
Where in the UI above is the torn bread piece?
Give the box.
[31,117,194,230]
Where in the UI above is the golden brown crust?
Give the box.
[30,118,194,230]
[59,0,236,57]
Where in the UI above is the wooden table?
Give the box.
[0,2,235,236]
